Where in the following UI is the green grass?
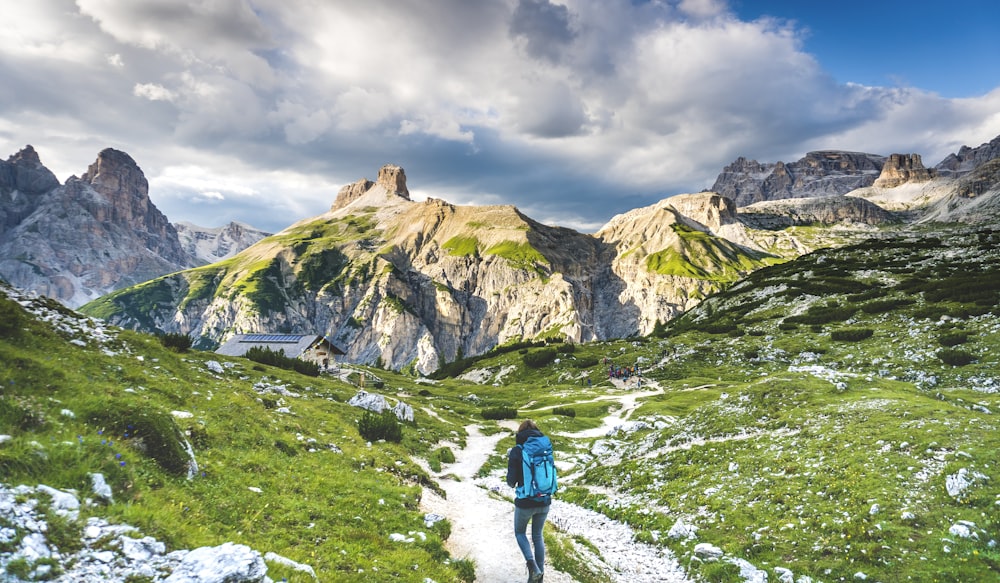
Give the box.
[442,235,480,257]
[9,224,1000,582]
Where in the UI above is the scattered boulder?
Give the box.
[693,542,723,560]
[163,542,267,583]
[348,390,414,421]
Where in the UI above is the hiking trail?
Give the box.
[419,380,691,582]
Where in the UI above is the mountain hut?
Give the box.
[215,334,344,369]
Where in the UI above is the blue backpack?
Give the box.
[516,435,557,500]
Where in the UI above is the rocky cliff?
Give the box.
[710,151,886,206]
[738,195,900,229]
[873,153,935,188]
[175,221,272,264]
[0,147,264,307]
[935,135,1000,178]
[84,170,776,373]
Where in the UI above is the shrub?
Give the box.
[556,343,576,354]
[523,347,557,369]
[831,328,874,342]
[85,402,191,476]
[481,407,518,420]
[245,346,320,377]
[553,407,576,418]
[435,447,456,464]
[912,305,948,320]
[786,304,856,325]
[938,332,969,347]
[0,297,26,338]
[573,357,599,369]
[158,332,192,352]
[357,410,403,443]
[860,298,915,314]
[938,349,975,367]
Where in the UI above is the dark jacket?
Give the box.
[506,428,552,508]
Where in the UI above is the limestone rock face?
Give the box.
[738,195,898,229]
[711,151,886,206]
[331,164,410,211]
[377,164,409,198]
[873,154,935,188]
[936,135,1000,177]
[0,146,61,235]
[0,147,260,307]
[331,178,375,211]
[174,221,271,264]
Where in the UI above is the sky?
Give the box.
[2,0,999,234]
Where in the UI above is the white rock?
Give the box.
[206,361,225,374]
[264,551,318,579]
[90,473,113,503]
[668,518,698,540]
[727,557,767,583]
[163,542,266,583]
[945,468,986,498]
[693,542,723,560]
[774,566,794,583]
[36,484,80,518]
[171,410,195,419]
[949,521,978,539]
[121,536,166,562]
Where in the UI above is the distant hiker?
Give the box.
[507,419,557,583]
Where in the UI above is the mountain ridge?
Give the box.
[0,146,268,307]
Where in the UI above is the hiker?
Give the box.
[507,419,556,583]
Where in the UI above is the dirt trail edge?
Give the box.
[420,421,691,582]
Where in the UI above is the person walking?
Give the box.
[507,419,556,582]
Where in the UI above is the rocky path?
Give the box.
[419,382,691,583]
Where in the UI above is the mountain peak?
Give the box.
[80,148,149,200]
[377,164,409,198]
[331,164,410,211]
[8,145,41,166]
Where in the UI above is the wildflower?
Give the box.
[101,440,106,445]
[119,461,126,467]
[115,453,122,459]
[77,435,83,442]
[97,430,103,435]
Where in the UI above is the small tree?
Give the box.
[358,410,403,443]
[158,332,193,352]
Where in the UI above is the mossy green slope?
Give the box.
[0,286,472,582]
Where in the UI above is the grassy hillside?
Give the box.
[0,284,478,582]
[4,223,999,582]
[417,225,1000,581]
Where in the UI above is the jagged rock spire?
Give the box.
[331,164,410,211]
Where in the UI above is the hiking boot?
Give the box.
[526,560,543,583]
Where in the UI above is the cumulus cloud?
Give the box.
[0,0,997,234]
[510,0,576,62]
[133,83,175,102]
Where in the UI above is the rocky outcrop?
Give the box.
[175,221,271,264]
[935,135,1000,177]
[738,195,899,229]
[331,164,410,211]
[710,151,886,206]
[0,146,61,236]
[873,153,935,188]
[0,482,276,583]
[91,179,779,373]
[0,147,264,307]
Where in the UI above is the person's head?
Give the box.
[517,419,539,432]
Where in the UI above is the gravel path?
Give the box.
[420,384,692,583]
